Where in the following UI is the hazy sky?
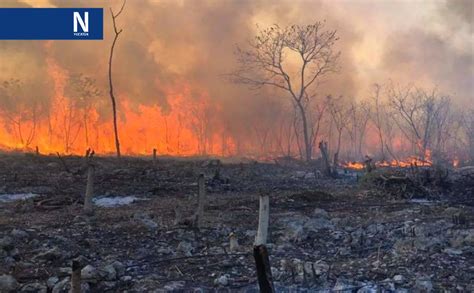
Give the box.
[1,0,472,112]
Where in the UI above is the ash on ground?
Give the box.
[0,153,473,292]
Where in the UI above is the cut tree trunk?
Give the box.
[253,194,274,292]
[318,141,332,176]
[297,102,312,162]
[70,260,81,293]
[255,194,269,245]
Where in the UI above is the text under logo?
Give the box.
[74,11,89,36]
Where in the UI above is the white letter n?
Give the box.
[73,12,89,33]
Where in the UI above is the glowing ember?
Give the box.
[342,162,365,170]
[453,158,459,168]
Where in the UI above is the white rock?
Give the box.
[21,282,47,292]
[415,276,433,292]
[133,212,159,230]
[0,236,14,250]
[81,265,98,280]
[357,284,378,293]
[214,275,229,286]
[444,248,463,255]
[0,275,19,292]
[333,278,354,292]
[294,171,306,178]
[111,261,125,277]
[46,276,59,288]
[51,277,69,293]
[93,196,139,207]
[393,274,405,284]
[163,281,185,290]
[0,193,38,203]
[11,229,29,240]
[312,261,329,275]
[313,208,329,218]
[304,172,315,179]
[177,241,193,256]
[100,264,117,281]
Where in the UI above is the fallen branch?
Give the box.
[126,252,249,268]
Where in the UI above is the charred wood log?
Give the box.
[70,259,81,293]
[253,245,275,293]
[318,141,333,177]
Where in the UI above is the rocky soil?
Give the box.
[0,153,473,292]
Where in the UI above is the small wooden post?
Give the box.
[83,149,95,215]
[196,173,206,228]
[35,146,40,156]
[70,259,81,293]
[255,195,269,245]
[229,232,239,252]
[153,148,157,165]
[253,194,274,292]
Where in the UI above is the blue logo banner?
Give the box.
[0,8,103,40]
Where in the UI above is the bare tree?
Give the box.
[431,98,453,161]
[369,83,386,160]
[0,79,41,149]
[460,109,474,163]
[65,73,101,148]
[188,96,215,156]
[108,0,126,158]
[345,101,370,159]
[309,97,328,157]
[274,103,297,157]
[388,83,450,161]
[327,95,350,166]
[231,21,340,161]
[60,96,82,153]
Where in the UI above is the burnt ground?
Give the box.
[0,153,473,292]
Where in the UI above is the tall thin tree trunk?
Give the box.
[109,34,121,158]
[84,112,89,147]
[108,1,126,158]
[297,102,311,162]
[333,129,342,166]
[378,127,385,160]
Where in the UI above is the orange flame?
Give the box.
[0,53,238,156]
[343,149,433,170]
[342,161,366,170]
